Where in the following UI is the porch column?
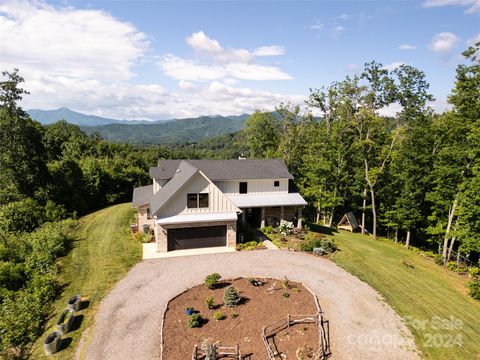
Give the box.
[280,206,285,223]
[260,207,266,228]
[297,208,303,229]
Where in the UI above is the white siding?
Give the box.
[214,179,289,195]
[153,179,168,194]
[159,172,239,216]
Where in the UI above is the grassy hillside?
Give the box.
[326,228,480,359]
[81,115,247,144]
[30,204,142,359]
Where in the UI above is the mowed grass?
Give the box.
[30,203,142,359]
[322,227,480,359]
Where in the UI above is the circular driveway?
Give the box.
[85,250,419,360]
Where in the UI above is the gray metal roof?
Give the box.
[149,161,198,215]
[156,211,238,225]
[131,185,153,207]
[149,159,293,180]
[228,193,307,208]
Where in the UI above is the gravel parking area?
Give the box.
[84,250,420,360]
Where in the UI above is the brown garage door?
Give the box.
[167,225,227,251]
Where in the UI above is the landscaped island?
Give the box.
[162,276,322,359]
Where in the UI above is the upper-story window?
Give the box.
[274,180,280,187]
[239,182,248,194]
[187,193,209,208]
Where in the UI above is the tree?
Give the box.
[0,70,49,202]
[243,111,279,158]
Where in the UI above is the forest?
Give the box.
[0,41,478,357]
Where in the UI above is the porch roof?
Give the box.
[155,211,238,225]
[227,192,307,208]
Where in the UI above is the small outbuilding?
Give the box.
[337,212,360,232]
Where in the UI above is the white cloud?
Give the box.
[160,55,226,81]
[398,44,417,50]
[158,31,292,82]
[0,1,300,120]
[253,45,286,56]
[423,0,480,13]
[309,21,325,31]
[382,62,406,71]
[333,26,345,35]
[186,31,223,54]
[429,32,460,52]
[378,103,403,117]
[0,0,148,82]
[335,14,351,20]
[178,80,196,90]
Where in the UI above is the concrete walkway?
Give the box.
[84,251,420,360]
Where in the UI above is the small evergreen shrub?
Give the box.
[223,286,241,307]
[204,296,215,309]
[283,292,290,298]
[204,273,221,289]
[187,313,204,328]
[467,278,480,300]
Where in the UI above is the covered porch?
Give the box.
[228,192,307,229]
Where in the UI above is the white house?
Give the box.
[132,159,307,252]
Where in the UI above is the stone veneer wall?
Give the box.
[156,220,237,252]
[138,205,155,232]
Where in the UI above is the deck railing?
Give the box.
[192,344,241,360]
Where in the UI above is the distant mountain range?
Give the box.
[27,107,249,144]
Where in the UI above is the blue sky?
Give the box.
[1,0,479,120]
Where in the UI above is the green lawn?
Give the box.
[322,227,480,359]
[30,203,142,359]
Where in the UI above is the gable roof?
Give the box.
[131,185,153,207]
[149,161,198,215]
[149,159,293,181]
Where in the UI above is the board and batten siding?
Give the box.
[158,172,238,216]
[214,179,289,195]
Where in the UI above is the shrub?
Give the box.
[300,237,337,253]
[467,278,480,300]
[213,311,224,321]
[261,226,274,235]
[236,241,265,251]
[223,286,241,307]
[446,261,457,271]
[204,273,221,289]
[201,340,216,360]
[230,312,238,318]
[281,276,291,290]
[283,292,290,298]
[279,220,294,235]
[433,254,444,265]
[204,296,215,309]
[187,313,204,328]
[468,267,479,278]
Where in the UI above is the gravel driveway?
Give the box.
[84,250,420,360]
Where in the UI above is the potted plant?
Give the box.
[186,307,195,315]
[56,309,75,335]
[44,332,61,355]
[68,295,81,311]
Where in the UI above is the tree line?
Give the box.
[240,43,480,266]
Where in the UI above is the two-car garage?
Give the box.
[167,225,227,251]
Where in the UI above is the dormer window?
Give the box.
[239,182,248,194]
[187,193,209,208]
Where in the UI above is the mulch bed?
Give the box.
[162,278,319,359]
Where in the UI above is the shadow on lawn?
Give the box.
[307,223,339,236]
